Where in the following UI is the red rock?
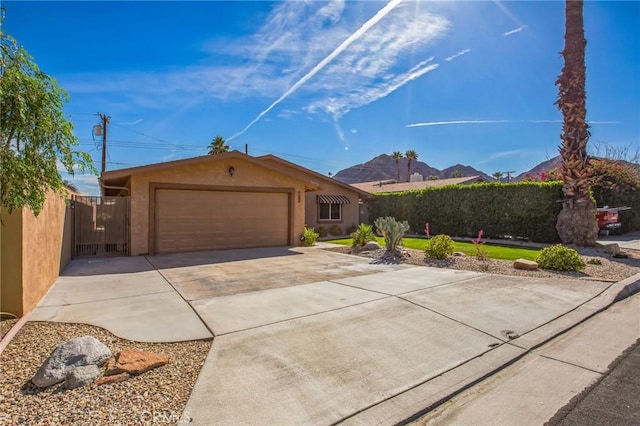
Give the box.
[513,259,538,270]
[95,372,129,386]
[104,350,168,376]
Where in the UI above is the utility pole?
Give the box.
[505,170,516,183]
[96,112,110,176]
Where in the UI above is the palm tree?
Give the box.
[492,171,504,182]
[554,0,598,245]
[391,151,403,182]
[207,135,229,155]
[405,150,418,182]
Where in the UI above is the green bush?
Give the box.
[367,181,563,243]
[536,244,585,271]
[351,223,376,247]
[374,216,409,251]
[425,234,455,260]
[301,226,319,247]
[328,224,343,236]
[317,226,328,238]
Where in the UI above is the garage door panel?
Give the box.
[155,189,289,253]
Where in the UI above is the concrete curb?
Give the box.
[339,273,640,425]
[0,309,32,357]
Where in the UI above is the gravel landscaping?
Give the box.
[0,322,212,426]
[324,245,640,282]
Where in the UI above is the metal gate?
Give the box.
[72,196,130,257]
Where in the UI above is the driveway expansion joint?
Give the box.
[146,256,217,338]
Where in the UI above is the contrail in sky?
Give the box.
[229,0,405,141]
[406,120,511,128]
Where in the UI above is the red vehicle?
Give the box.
[596,206,630,235]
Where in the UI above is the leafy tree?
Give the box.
[492,171,504,181]
[450,170,463,178]
[207,135,229,154]
[405,150,418,182]
[391,151,403,182]
[554,0,598,245]
[1,15,95,215]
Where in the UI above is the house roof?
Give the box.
[100,151,370,197]
[351,176,488,193]
[257,154,372,198]
[101,151,322,189]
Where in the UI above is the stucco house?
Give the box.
[101,151,370,255]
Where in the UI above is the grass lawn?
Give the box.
[327,237,542,261]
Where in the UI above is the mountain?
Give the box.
[514,156,562,181]
[333,154,492,184]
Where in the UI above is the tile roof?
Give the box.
[352,176,488,193]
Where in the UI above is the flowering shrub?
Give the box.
[472,229,488,260]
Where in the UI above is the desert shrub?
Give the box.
[351,223,376,247]
[374,216,409,251]
[536,244,585,271]
[317,226,328,238]
[328,224,343,236]
[301,226,319,247]
[587,258,602,265]
[425,234,454,260]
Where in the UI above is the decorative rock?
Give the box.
[104,349,168,376]
[95,372,129,386]
[453,251,466,257]
[513,259,538,271]
[603,243,621,256]
[65,364,102,389]
[364,241,382,251]
[32,336,111,388]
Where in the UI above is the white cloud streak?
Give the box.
[503,26,527,36]
[407,120,511,128]
[62,0,451,136]
[229,0,405,140]
[445,49,471,61]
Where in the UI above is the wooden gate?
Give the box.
[72,196,130,257]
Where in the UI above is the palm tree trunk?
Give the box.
[555,0,598,245]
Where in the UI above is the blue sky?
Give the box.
[4,1,639,194]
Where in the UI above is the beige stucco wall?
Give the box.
[1,207,23,316]
[305,180,365,235]
[1,191,72,316]
[129,157,307,255]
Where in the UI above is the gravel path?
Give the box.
[325,245,640,282]
[0,322,212,426]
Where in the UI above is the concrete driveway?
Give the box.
[28,244,639,424]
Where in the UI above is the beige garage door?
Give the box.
[154,188,290,254]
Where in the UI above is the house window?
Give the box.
[319,203,341,221]
[317,194,350,222]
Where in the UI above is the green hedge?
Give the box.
[367,182,564,243]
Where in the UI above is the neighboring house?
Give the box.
[101,151,370,255]
[351,175,488,194]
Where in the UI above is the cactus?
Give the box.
[374,216,409,251]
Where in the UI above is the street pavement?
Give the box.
[547,337,640,426]
[411,293,640,426]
